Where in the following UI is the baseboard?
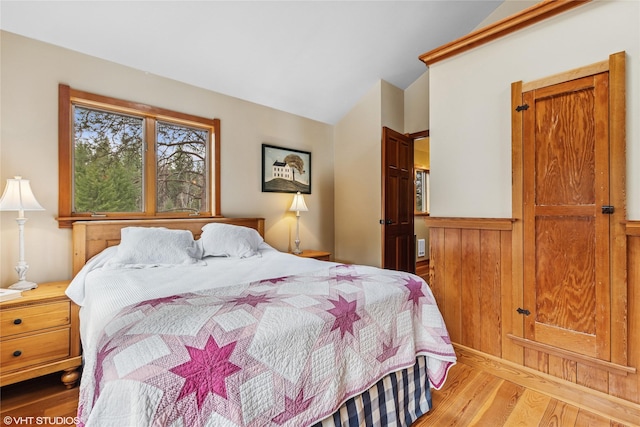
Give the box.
[453,343,640,426]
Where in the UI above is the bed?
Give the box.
[67,218,456,427]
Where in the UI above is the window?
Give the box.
[58,84,220,227]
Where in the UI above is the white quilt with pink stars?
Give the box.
[76,263,456,427]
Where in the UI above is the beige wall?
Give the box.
[404,70,429,134]
[429,0,639,220]
[381,80,404,131]
[402,0,534,265]
[334,79,409,267]
[0,31,334,286]
[334,82,382,266]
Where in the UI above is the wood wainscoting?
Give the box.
[423,217,640,425]
[427,217,514,358]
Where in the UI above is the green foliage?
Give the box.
[74,141,142,212]
[73,107,143,213]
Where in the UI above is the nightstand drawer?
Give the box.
[0,301,70,337]
[0,329,71,373]
[0,281,80,389]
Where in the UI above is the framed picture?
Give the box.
[261,144,311,194]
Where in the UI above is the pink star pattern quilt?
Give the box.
[77,264,455,426]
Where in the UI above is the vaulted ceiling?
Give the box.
[1,1,507,124]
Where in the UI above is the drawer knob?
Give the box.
[13,318,22,325]
[13,350,22,357]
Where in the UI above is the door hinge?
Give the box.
[602,205,615,214]
[515,104,529,112]
[516,307,531,316]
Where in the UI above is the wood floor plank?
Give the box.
[502,389,552,426]
[421,362,479,423]
[427,370,504,425]
[538,399,580,426]
[467,379,525,426]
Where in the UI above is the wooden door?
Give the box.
[521,73,610,359]
[382,127,415,273]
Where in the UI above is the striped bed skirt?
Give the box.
[313,356,432,427]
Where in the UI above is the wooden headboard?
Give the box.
[72,217,265,275]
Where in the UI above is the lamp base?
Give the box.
[292,238,302,254]
[9,280,38,291]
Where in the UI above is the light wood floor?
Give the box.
[1,373,79,427]
[1,362,628,427]
[413,362,629,427]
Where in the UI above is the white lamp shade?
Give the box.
[289,192,308,212]
[0,176,45,212]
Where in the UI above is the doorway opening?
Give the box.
[381,128,429,275]
[414,134,430,281]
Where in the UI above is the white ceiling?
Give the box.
[0,1,504,124]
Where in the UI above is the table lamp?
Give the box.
[0,176,45,290]
[289,191,308,254]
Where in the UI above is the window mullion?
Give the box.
[212,118,220,216]
[144,119,157,216]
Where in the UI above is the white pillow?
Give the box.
[104,227,203,268]
[199,223,264,258]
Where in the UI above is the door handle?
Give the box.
[602,205,614,214]
[379,219,393,225]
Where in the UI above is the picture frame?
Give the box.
[261,144,311,194]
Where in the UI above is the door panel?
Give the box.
[522,73,610,359]
[382,127,415,273]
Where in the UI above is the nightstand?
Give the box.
[293,250,331,261]
[0,281,81,388]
